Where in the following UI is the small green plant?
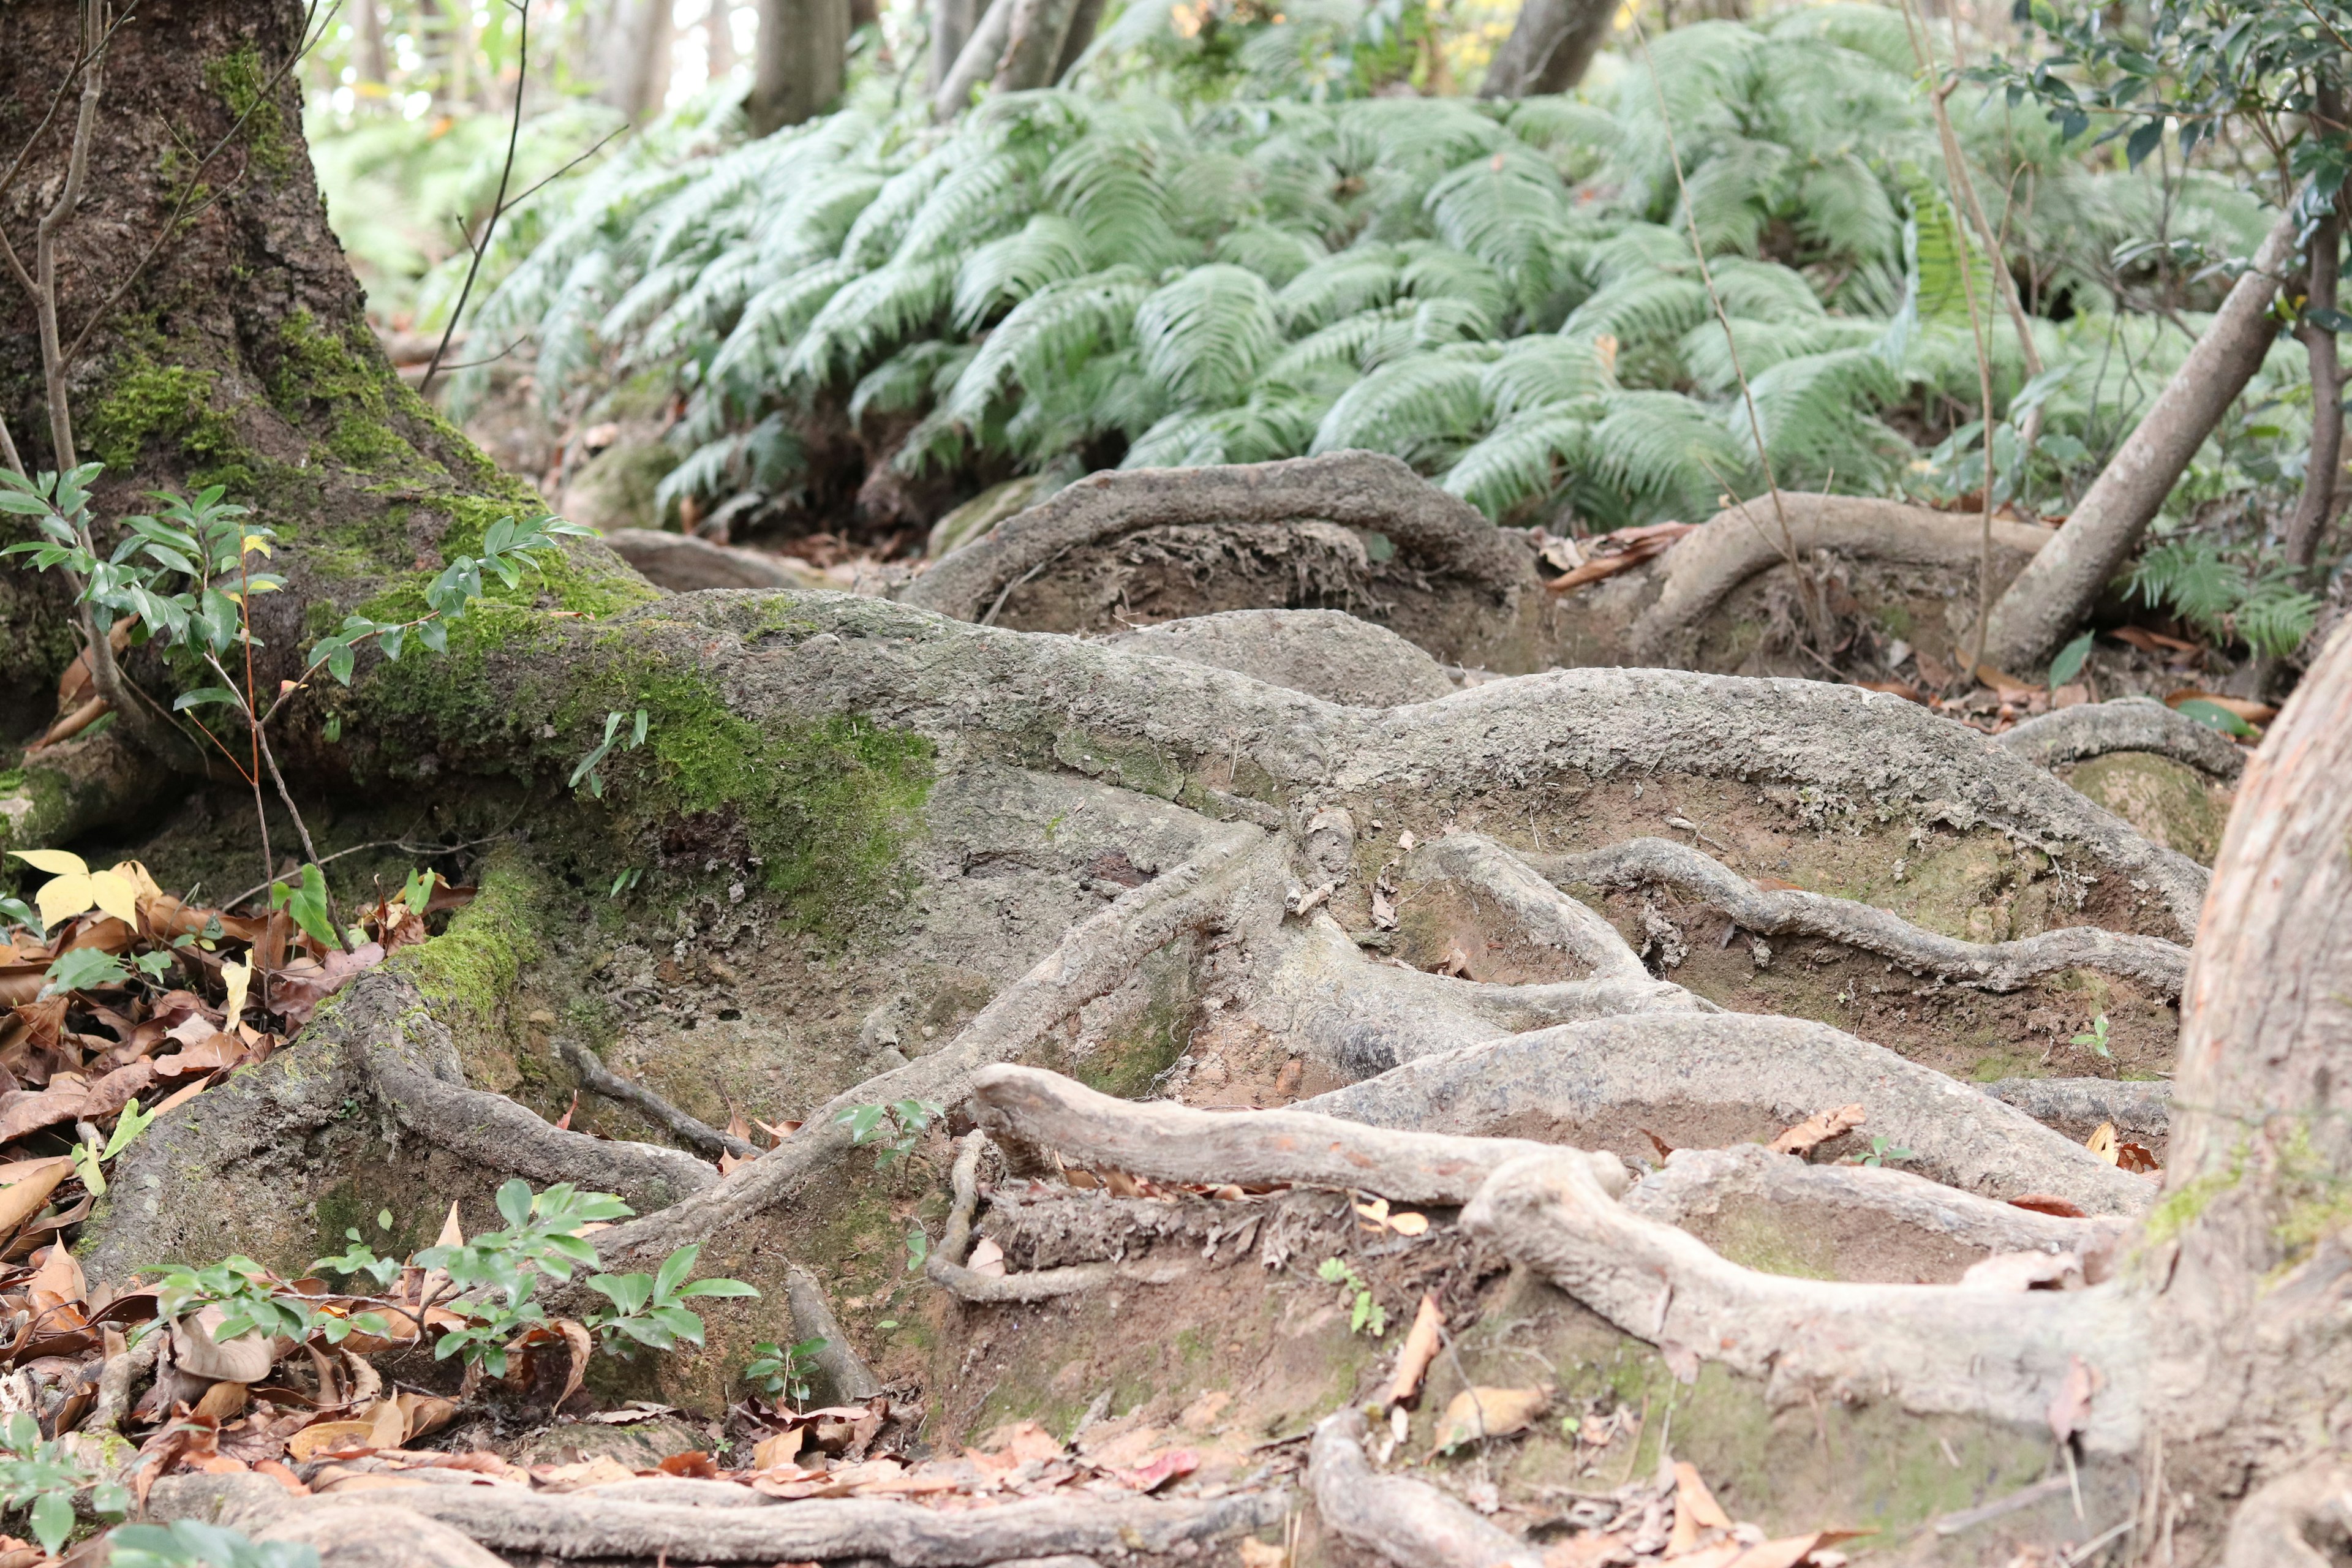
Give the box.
[2072,1013,2114,1060]
[570,707,650,798]
[0,1411,129,1554]
[905,1223,930,1272]
[584,1241,760,1355]
[70,1096,156,1196]
[106,1519,317,1568]
[745,1336,831,1405]
[2127,537,2319,659]
[1316,1257,1386,1336]
[2046,630,2094,690]
[837,1098,944,1166]
[1856,1135,1915,1168]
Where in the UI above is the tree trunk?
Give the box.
[987,0,1085,95]
[748,0,851,133]
[1981,200,2302,671]
[1478,0,1615,99]
[929,0,979,94]
[2288,201,2342,580]
[930,0,1010,119]
[1049,0,1107,83]
[355,0,391,87]
[599,0,677,122]
[706,0,739,81]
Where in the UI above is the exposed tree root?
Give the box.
[246,1502,508,1568]
[1999,699,2247,780]
[583,823,1274,1269]
[899,453,1527,624]
[2221,1460,2352,1567]
[785,1264,884,1401]
[560,1038,758,1158]
[1622,1144,2126,1259]
[968,1065,1632,1204]
[0,726,169,861]
[1306,1409,1542,1568]
[1985,1077,2170,1139]
[605,528,807,593]
[1461,1150,2148,1449]
[1528,836,2190,997]
[147,1472,1289,1565]
[1404,834,1653,984]
[1297,1015,2155,1215]
[927,1130,1118,1302]
[1620,496,2052,666]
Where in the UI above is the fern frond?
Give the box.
[940,266,1154,427]
[1483,334,1617,418]
[954,214,1098,330]
[1310,352,1490,467]
[1589,390,1752,518]
[1440,407,1592,519]
[1215,221,1330,287]
[1275,248,1404,333]
[788,257,959,386]
[1136,263,1283,407]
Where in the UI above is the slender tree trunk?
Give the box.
[929,0,978,94]
[988,0,1085,95]
[1479,0,1615,98]
[1049,0,1106,82]
[930,0,1009,119]
[2288,193,2343,579]
[600,0,677,122]
[706,0,738,81]
[748,0,851,132]
[1981,199,2302,671]
[355,0,391,88]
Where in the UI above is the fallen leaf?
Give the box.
[1960,1251,2084,1292]
[2116,1140,2161,1176]
[1675,1461,1733,1529]
[1640,1128,1677,1161]
[2045,1354,2095,1444]
[287,1420,378,1463]
[532,1455,638,1490]
[1434,1385,1549,1451]
[968,1237,1006,1277]
[2111,626,2201,655]
[2007,1193,2087,1218]
[1384,1294,1443,1408]
[1237,1538,1287,1568]
[1435,943,1471,979]
[2164,688,2274,723]
[152,1033,246,1079]
[753,1427,807,1471]
[0,1163,68,1246]
[1770,1104,1865,1157]
[657,1452,720,1479]
[973,1419,1063,1464]
[0,1085,88,1143]
[82,1060,155,1119]
[1853,680,1925,704]
[2085,1123,2119,1165]
[1112,1448,1199,1492]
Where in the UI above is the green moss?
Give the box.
[85,361,249,486]
[204,47,292,178]
[389,849,545,1054]
[269,311,436,476]
[2143,1166,2237,1247]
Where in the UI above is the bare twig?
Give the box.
[420,0,528,396]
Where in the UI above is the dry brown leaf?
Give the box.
[2116,1140,2161,1176]
[1237,1538,1287,1568]
[1384,1294,1443,1408]
[1770,1104,1865,1157]
[0,1163,69,1246]
[1436,943,1471,979]
[2007,1193,2087,1219]
[0,1087,88,1144]
[1433,1385,1550,1451]
[753,1427,807,1471]
[1659,1543,1743,1568]
[1675,1461,1733,1531]
[532,1455,637,1490]
[190,1381,249,1423]
[2045,1354,2095,1444]
[2111,625,2201,655]
[2084,1123,2119,1165]
[1640,1128,1677,1161]
[968,1237,1006,1277]
[286,1421,377,1463]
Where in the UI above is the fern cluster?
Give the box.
[455,6,2290,543]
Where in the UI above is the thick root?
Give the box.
[1297,1014,2155,1215]
[968,1063,1632,1204]
[146,1472,1288,1566]
[925,1130,1119,1302]
[785,1264,884,1402]
[560,1037,758,1158]
[2222,1461,2352,1567]
[1623,1143,2127,1258]
[1306,1409,1541,1568]
[1461,1149,2147,1450]
[1999,699,2247,781]
[1529,836,2190,997]
[1405,833,1652,984]
[899,453,1527,624]
[1985,1076,2169,1139]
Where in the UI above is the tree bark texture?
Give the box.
[1478,0,1615,99]
[927,0,979,94]
[1982,200,2302,670]
[750,0,852,132]
[930,0,1011,119]
[2288,200,2343,578]
[600,0,678,122]
[987,0,1086,96]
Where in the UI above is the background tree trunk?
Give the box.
[1982,200,2302,671]
[599,0,677,122]
[750,0,851,132]
[706,0,739,82]
[929,0,978,94]
[1478,0,1615,99]
[2288,191,2343,579]
[988,0,1086,95]
[930,0,1010,119]
[1049,0,1107,82]
[355,0,391,88]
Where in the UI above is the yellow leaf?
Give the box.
[241,535,273,557]
[110,861,165,905]
[221,959,252,1025]
[243,582,281,595]
[9,850,87,877]
[2085,1123,2119,1166]
[1385,1210,1430,1237]
[34,873,97,927]
[1434,1385,1550,1450]
[86,870,140,925]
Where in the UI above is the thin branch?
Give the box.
[222,827,515,911]
[420,0,528,397]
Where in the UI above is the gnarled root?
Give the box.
[785,1264,883,1402]
[968,1064,1631,1205]
[1623,1144,2127,1260]
[1461,1149,2147,1450]
[1403,833,1654,984]
[1999,698,2247,780]
[146,1472,1289,1566]
[560,1037,757,1158]
[1986,1076,2170,1139]
[1529,836,2190,998]
[1298,1014,2155,1215]
[926,1130,1118,1302]
[1306,1409,1540,1568]
[2221,1460,2352,1567]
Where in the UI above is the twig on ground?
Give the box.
[559,1038,755,1159]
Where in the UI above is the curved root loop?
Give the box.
[1307,1409,1541,1568]
[926,1130,1120,1303]
[2221,1461,2352,1568]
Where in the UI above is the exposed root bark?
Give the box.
[926,1130,1118,1302]
[1623,1144,2126,1258]
[1999,699,2247,781]
[1296,1014,2155,1215]
[605,528,805,592]
[584,823,1273,1269]
[0,726,169,859]
[1405,833,1652,985]
[85,1333,161,1434]
[560,1038,757,1158]
[898,453,1526,624]
[1461,1150,2147,1449]
[968,1064,1632,1205]
[1985,1077,2169,1139]
[1624,495,2051,665]
[2221,1460,2352,1567]
[1529,836,2190,997]
[785,1264,883,1402]
[147,1472,1289,1565]
[1306,1409,1541,1568]
[247,1502,510,1568]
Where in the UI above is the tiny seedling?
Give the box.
[0,1411,128,1553]
[1316,1257,1386,1336]
[571,708,651,798]
[744,1336,830,1405]
[837,1098,944,1167]
[1856,1135,1914,1168]
[2072,1013,2114,1060]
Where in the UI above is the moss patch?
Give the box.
[389,847,545,1069]
[85,361,248,486]
[204,47,292,178]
